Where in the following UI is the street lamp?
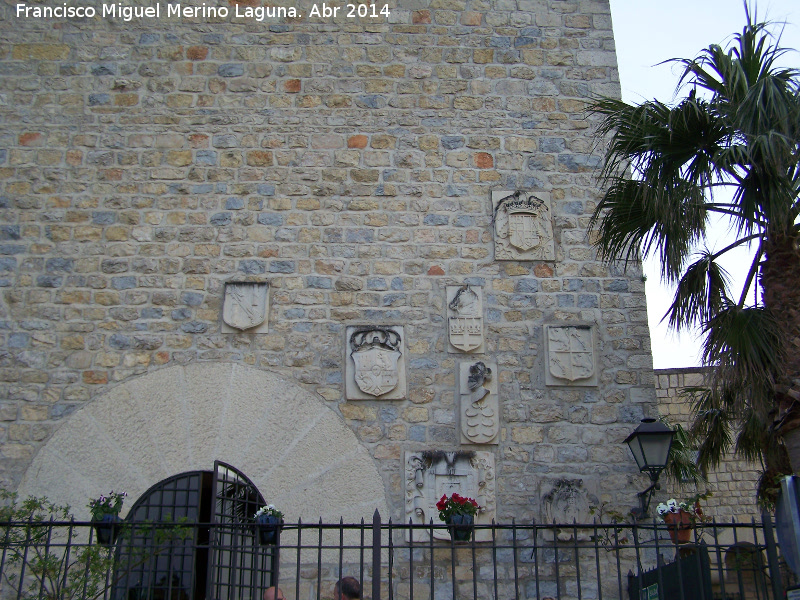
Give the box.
[624,418,676,518]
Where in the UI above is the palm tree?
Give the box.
[589,9,800,501]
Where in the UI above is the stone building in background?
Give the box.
[1,0,675,526]
[656,368,761,520]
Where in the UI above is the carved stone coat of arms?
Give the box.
[544,325,597,386]
[492,190,556,261]
[447,285,484,353]
[460,361,499,445]
[542,479,596,541]
[405,451,496,542]
[221,281,269,332]
[345,326,406,400]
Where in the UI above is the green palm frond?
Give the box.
[660,418,706,487]
[590,96,740,282]
[702,304,782,407]
[735,408,769,464]
[687,387,735,473]
[666,251,731,330]
[676,17,800,232]
[589,178,705,278]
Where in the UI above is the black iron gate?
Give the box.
[112,462,274,600]
[207,460,278,600]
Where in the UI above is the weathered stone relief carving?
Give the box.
[345,326,406,400]
[447,284,485,353]
[405,450,496,542]
[541,478,596,541]
[492,190,555,261]
[544,325,598,386]
[460,361,499,445]
[221,280,269,333]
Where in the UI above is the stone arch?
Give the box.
[17,363,388,521]
[723,542,767,594]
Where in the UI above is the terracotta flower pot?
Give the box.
[663,510,693,544]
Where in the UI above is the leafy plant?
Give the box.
[655,491,712,525]
[87,491,127,521]
[0,489,190,600]
[588,502,631,549]
[253,504,284,520]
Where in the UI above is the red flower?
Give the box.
[436,492,481,523]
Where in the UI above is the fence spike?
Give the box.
[372,509,381,600]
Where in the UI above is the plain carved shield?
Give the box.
[548,327,594,382]
[351,345,401,397]
[222,282,268,330]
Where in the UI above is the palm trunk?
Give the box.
[761,233,800,475]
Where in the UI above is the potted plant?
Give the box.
[253,504,284,545]
[88,491,127,545]
[436,493,480,542]
[656,492,711,545]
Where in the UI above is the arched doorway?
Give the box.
[16,363,389,523]
[723,542,767,597]
[115,461,275,600]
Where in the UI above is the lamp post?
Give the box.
[624,418,676,518]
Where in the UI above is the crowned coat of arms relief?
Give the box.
[492,190,556,261]
[345,326,406,400]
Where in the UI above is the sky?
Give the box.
[607,0,800,369]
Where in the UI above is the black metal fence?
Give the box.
[0,513,794,600]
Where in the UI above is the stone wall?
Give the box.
[655,367,761,520]
[0,0,658,522]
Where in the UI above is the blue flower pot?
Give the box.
[446,514,474,542]
[93,514,121,545]
[255,514,282,545]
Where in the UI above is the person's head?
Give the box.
[263,587,286,600]
[334,577,361,600]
